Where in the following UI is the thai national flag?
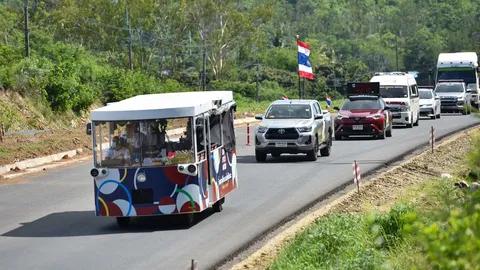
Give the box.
[326,96,332,107]
[282,95,288,100]
[297,40,315,80]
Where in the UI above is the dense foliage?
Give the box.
[0,0,479,113]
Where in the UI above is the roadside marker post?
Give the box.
[0,122,3,143]
[429,126,435,153]
[187,259,197,270]
[353,160,361,192]
[246,123,251,146]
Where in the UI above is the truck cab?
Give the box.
[436,52,479,108]
[369,72,420,128]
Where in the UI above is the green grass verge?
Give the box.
[269,176,480,269]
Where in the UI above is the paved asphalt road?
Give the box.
[0,114,479,270]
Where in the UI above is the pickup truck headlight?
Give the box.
[400,106,410,112]
[257,126,268,133]
[297,126,312,132]
[366,114,382,119]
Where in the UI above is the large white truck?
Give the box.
[436,52,480,108]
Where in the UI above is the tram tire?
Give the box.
[213,200,223,212]
[116,217,130,228]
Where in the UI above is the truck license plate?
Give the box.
[275,142,287,147]
[352,125,363,130]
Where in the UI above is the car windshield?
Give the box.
[435,83,464,93]
[380,85,409,98]
[265,104,312,119]
[419,90,433,99]
[341,98,382,110]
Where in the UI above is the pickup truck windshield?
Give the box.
[341,99,382,110]
[435,84,464,93]
[265,104,312,119]
[380,86,408,98]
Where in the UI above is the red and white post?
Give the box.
[429,126,435,153]
[246,123,251,146]
[353,160,361,192]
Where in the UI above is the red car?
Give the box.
[334,83,393,140]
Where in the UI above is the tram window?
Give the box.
[209,114,223,147]
[222,109,236,152]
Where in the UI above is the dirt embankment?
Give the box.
[231,127,478,270]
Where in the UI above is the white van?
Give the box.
[369,72,420,128]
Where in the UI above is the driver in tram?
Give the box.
[105,136,131,165]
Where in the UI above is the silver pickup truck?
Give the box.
[253,99,333,162]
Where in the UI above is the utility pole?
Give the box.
[395,35,399,71]
[24,0,30,58]
[255,59,260,102]
[202,23,207,91]
[126,7,133,71]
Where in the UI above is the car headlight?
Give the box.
[297,126,312,132]
[400,106,410,112]
[336,113,348,120]
[458,96,465,101]
[257,126,268,133]
[366,114,382,119]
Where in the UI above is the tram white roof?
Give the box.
[91,91,234,121]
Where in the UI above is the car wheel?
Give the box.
[255,150,267,162]
[320,132,332,157]
[377,123,386,140]
[386,124,392,137]
[307,137,318,161]
[413,113,419,126]
[462,109,467,115]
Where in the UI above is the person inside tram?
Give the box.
[105,136,131,165]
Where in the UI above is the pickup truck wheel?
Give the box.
[307,137,318,161]
[255,150,267,162]
[320,132,332,157]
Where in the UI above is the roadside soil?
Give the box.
[0,130,93,167]
[232,127,479,270]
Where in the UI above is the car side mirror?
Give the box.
[86,123,92,135]
[314,114,323,120]
[384,106,391,110]
[467,89,472,93]
[254,114,263,120]
[333,106,340,111]
[435,96,440,100]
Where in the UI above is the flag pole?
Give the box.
[296,34,301,99]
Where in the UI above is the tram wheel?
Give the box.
[116,217,130,228]
[213,199,224,212]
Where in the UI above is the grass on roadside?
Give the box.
[269,176,475,270]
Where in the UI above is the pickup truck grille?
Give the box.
[265,128,299,139]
